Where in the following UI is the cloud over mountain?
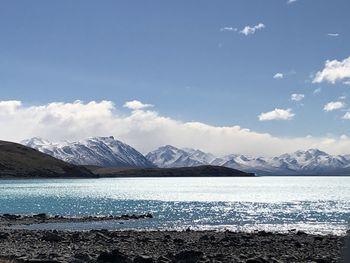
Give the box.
[1,100,350,157]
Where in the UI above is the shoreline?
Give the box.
[0,175,350,181]
[0,213,153,227]
[0,228,348,263]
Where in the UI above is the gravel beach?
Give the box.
[0,228,348,263]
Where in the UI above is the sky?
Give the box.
[0,0,350,156]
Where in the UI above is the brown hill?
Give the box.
[88,165,255,177]
[0,141,95,178]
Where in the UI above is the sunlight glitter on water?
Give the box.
[1,177,349,235]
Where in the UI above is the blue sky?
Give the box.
[0,0,350,155]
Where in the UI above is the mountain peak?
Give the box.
[21,137,52,147]
[294,148,328,157]
[146,145,350,175]
[22,137,154,168]
[146,145,215,168]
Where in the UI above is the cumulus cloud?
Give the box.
[258,108,295,121]
[123,100,153,110]
[291,94,305,102]
[220,27,237,32]
[313,56,350,84]
[240,23,265,36]
[323,101,345,112]
[273,73,284,79]
[0,100,22,113]
[2,100,350,157]
[342,112,350,120]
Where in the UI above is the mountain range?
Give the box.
[147,145,350,175]
[22,136,154,168]
[22,137,350,175]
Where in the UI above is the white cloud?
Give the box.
[287,0,298,4]
[343,80,350,85]
[342,112,350,120]
[220,27,237,32]
[240,23,265,36]
[123,100,153,110]
[323,101,345,112]
[2,100,350,157]
[273,73,284,79]
[291,94,305,102]
[258,108,295,121]
[313,56,350,84]
[0,100,22,113]
[313,87,322,94]
[327,33,339,37]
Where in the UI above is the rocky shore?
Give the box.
[0,213,153,227]
[0,228,348,263]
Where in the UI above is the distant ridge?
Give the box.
[22,136,155,168]
[147,146,350,175]
[0,140,95,178]
[88,165,255,177]
[21,136,350,175]
[146,145,216,168]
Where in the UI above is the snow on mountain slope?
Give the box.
[147,146,350,175]
[21,138,350,174]
[146,145,214,168]
[21,136,154,168]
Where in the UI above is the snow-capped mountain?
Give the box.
[21,136,154,168]
[146,146,350,175]
[146,145,215,168]
[21,137,350,175]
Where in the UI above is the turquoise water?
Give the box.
[0,177,349,234]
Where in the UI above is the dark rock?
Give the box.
[174,250,204,263]
[294,241,302,248]
[313,257,333,263]
[74,252,92,262]
[199,235,209,241]
[71,232,81,241]
[174,238,185,244]
[133,255,154,263]
[157,256,171,263]
[97,249,132,263]
[220,236,230,242]
[33,213,47,220]
[26,260,62,263]
[246,257,269,263]
[296,231,307,236]
[145,213,153,218]
[95,231,111,240]
[257,231,273,237]
[2,214,20,220]
[42,231,62,242]
[0,232,9,239]
[314,236,324,241]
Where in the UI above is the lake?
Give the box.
[0,176,349,235]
